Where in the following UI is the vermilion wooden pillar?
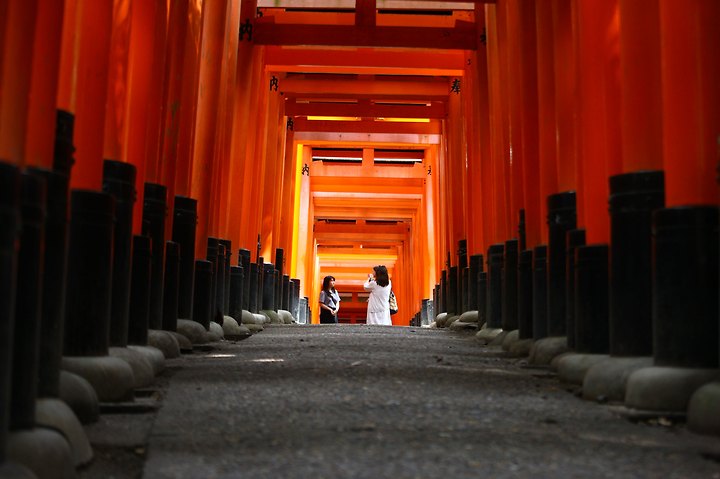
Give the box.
[535,0,558,242]
[619,0,663,172]
[514,0,541,249]
[659,0,720,206]
[65,0,114,190]
[191,0,227,259]
[576,0,619,244]
[0,0,39,166]
[259,85,285,260]
[25,0,65,169]
[445,79,466,255]
[463,50,486,255]
[103,0,131,163]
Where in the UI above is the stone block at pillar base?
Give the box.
[127,345,165,376]
[528,337,569,366]
[489,330,509,347]
[61,356,136,402]
[59,371,99,424]
[148,329,181,358]
[508,338,534,357]
[109,347,154,389]
[449,320,478,332]
[688,382,720,436]
[176,319,209,345]
[434,313,448,328]
[475,326,503,345]
[261,310,283,324]
[501,330,519,351]
[625,366,720,413]
[583,356,653,403]
[0,462,37,479]
[556,354,610,385]
[278,310,294,324]
[246,323,264,333]
[207,321,224,341]
[168,331,193,353]
[221,315,252,340]
[252,313,268,324]
[7,428,75,479]
[445,315,461,328]
[458,310,479,323]
[36,398,93,467]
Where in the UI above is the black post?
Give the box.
[546,191,577,337]
[248,263,259,313]
[215,243,226,322]
[192,259,213,330]
[10,173,46,431]
[502,239,519,332]
[608,171,664,356]
[447,266,458,314]
[262,263,276,311]
[468,254,483,311]
[477,272,487,326]
[461,267,469,314]
[653,206,718,368]
[457,240,467,314]
[219,239,232,315]
[275,248,284,311]
[517,250,533,340]
[574,245,609,354]
[283,274,291,311]
[128,235,152,346]
[439,270,447,314]
[0,162,20,461]
[142,183,167,330]
[172,196,197,319]
[256,256,264,314]
[64,190,115,356]
[238,248,251,312]
[532,245,548,340]
[28,168,69,399]
[486,244,504,329]
[206,237,219,323]
[162,241,180,332]
[229,266,244,321]
[103,160,136,348]
[565,229,586,349]
[518,209,527,251]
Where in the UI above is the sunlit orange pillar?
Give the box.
[63,0,114,190]
[0,0,38,166]
[576,0,619,244]
[659,0,720,206]
[25,0,66,169]
[259,86,285,261]
[191,0,227,258]
[619,0,663,172]
[104,0,131,164]
[535,0,558,242]
[445,78,466,258]
[280,122,297,262]
[463,50,486,255]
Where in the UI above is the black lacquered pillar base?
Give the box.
[229,266,244,320]
[575,245,609,354]
[142,183,167,330]
[517,250,533,340]
[128,235,152,346]
[502,239,519,332]
[162,241,180,332]
[565,229,586,349]
[238,248,251,312]
[486,244,504,329]
[172,196,197,320]
[532,245,548,340]
[546,192,577,337]
[192,260,213,330]
[262,263,276,311]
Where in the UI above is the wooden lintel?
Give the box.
[286,100,447,119]
[292,118,441,135]
[253,22,477,50]
[279,76,450,97]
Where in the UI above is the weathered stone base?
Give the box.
[261,310,283,324]
[528,336,569,366]
[556,353,610,385]
[222,315,252,340]
[127,345,165,376]
[177,319,209,345]
[109,347,154,389]
[7,428,75,479]
[207,321,224,342]
[278,309,295,324]
[434,313,448,328]
[583,356,653,403]
[61,355,135,402]
[168,331,193,353]
[449,320,478,332]
[688,381,720,436]
[458,310,479,323]
[58,370,99,424]
[508,338,534,357]
[0,462,37,479]
[148,329,181,358]
[35,398,93,467]
[475,326,503,345]
[501,330,519,351]
[625,366,720,413]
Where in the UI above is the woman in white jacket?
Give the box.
[363,265,392,325]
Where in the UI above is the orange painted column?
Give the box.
[123,0,163,233]
[212,0,241,241]
[485,4,510,245]
[514,0,541,249]
[280,123,297,262]
[535,0,558,243]
[445,78,466,258]
[142,0,168,185]
[618,0,663,172]
[25,0,66,168]
[0,0,38,166]
[576,0,619,244]
[552,0,578,194]
[103,0,131,163]
[65,0,114,190]
[659,0,720,206]
[191,0,226,258]
[463,51,486,256]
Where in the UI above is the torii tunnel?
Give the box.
[1,0,720,457]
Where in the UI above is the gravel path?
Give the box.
[80,324,720,479]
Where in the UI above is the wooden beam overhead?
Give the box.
[253,22,477,50]
[286,99,447,119]
[292,118,441,135]
[264,46,466,76]
[279,76,451,97]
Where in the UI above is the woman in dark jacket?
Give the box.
[319,275,341,324]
